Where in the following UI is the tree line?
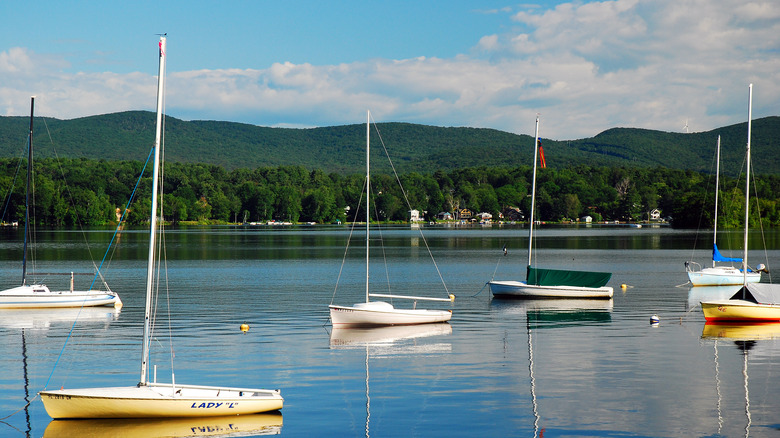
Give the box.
[2,157,780,229]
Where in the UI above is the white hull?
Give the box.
[701,299,780,322]
[0,284,121,309]
[489,280,613,299]
[40,382,283,419]
[329,301,452,327]
[687,267,761,286]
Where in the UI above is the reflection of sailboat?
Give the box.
[330,323,451,438]
[0,307,120,330]
[686,136,762,286]
[43,413,283,437]
[702,321,780,341]
[489,116,612,299]
[701,322,780,437]
[330,323,453,349]
[490,298,613,327]
[491,298,613,437]
[687,285,741,310]
[39,37,283,419]
[0,97,121,309]
[329,111,453,327]
[702,85,780,322]
[3,307,119,436]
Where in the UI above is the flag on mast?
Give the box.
[537,139,546,169]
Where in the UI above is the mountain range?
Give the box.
[1,111,778,176]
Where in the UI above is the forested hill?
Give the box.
[1,111,778,176]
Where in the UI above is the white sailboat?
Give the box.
[0,97,121,309]
[488,116,613,299]
[39,36,283,419]
[328,111,454,327]
[702,84,780,322]
[686,135,762,286]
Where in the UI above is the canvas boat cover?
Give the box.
[526,266,612,288]
[713,243,742,263]
[730,283,780,304]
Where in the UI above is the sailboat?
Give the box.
[686,135,762,286]
[39,36,283,418]
[488,116,613,299]
[702,84,780,322]
[0,97,121,309]
[328,111,454,327]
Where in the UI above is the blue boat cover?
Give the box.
[526,266,611,288]
[713,244,742,263]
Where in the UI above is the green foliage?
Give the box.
[2,112,780,176]
[3,112,780,228]
[2,156,780,228]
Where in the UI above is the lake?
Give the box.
[1,224,779,437]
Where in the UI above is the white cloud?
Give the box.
[1,0,779,140]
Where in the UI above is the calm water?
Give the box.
[1,224,780,437]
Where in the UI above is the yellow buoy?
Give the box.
[621,284,627,289]
[240,323,250,333]
[449,294,456,302]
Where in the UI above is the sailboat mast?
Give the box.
[365,110,370,303]
[713,136,720,268]
[527,115,540,267]
[21,97,34,286]
[742,84,752,287]
[140,36,166,386]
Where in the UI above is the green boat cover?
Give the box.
[526,266,612,288]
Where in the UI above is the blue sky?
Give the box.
[2,0,779,139]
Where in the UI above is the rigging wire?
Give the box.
[0,142,26,224]
[329,177,367,307]
[368,113,451,296]
[39,139,155,392]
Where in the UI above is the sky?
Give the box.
[1,0,779,140]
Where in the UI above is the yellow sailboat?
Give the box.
[39,36,282,419]
[701,84,780,322]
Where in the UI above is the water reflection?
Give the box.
[702,322,780,437]
[329,323,452,350]
[329,323,452,438]
[0,308,120,437]
[43,413,283,437]
[489,298,613,328]
[0,307,120,330]
[687,285,742,311]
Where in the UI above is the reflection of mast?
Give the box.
[22,329,31,437]
[365,345,370,438]
[527,318,539,437]
[737,341,753,438]
[713,341,723,434]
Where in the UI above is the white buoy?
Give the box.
[650,314,660,325]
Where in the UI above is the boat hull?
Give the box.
[488,280,613,299]
[329,302,452,327]
[687,267,761,286]
[701,299,780,322]
[43,413,282,437]
[0,285,121,309]
[39,383,283,419]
